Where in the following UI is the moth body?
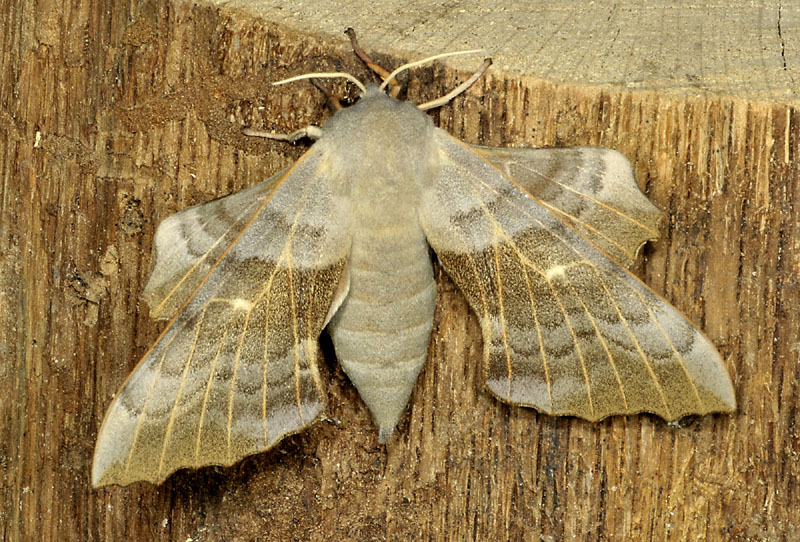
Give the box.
[321,88,439,442]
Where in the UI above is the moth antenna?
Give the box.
[417,58,493,111]
[273,72,367,94]
[378,49,486,92]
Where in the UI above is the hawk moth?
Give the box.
[92,35,735,487]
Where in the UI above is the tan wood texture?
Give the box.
[1,0,797,540]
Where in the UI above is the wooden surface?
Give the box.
[212,0,799,100]
[1,0,798,540]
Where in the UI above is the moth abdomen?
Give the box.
[328,209,436,442]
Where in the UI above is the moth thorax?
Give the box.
[323,94,436,175]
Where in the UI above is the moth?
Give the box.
[93,32,736,487]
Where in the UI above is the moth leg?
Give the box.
[344,27,401,98]
[417,58,493,111]
[242,125,323,142]
[309,78,343,111]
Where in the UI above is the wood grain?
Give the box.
[1,1,797,540]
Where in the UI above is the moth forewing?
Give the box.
[421,131,735,420]
[92,149,350,487]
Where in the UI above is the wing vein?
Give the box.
[489,226,515,398]
[157,304,211,477]
[194,313,233,462]
[261,273,277,446]
[537,200,638,260]
[519,266,554,412]
[123,312,204,475]
[560,266,630,410]
[226,295,257,462]
[586,270,672,416]
[628,285,705,410]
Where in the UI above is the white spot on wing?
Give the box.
[230,298,253,311]
[545,264,567,280]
